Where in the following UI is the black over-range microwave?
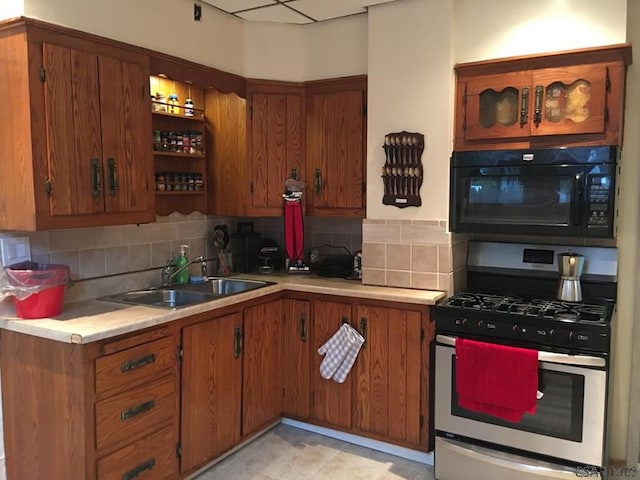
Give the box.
[449,146,618,238]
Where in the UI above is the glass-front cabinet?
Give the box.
[454,45,631,151]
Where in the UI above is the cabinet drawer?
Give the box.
[96,336,176,397]
[96,375,177,451]
[97,424,178,480]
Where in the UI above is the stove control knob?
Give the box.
[477,320,484,329]
[461,318,470,328]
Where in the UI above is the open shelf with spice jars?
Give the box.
[150,75,207,215]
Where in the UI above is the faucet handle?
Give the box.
[162,257,174,285]
[201,259,207,277]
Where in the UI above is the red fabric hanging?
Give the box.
[284,200,304,261]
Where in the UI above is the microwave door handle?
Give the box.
[573,174,583,225]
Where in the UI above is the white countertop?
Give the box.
[0,274,445,344]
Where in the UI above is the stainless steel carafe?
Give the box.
[557,252,585,302]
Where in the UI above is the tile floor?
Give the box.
[194,424,435,480]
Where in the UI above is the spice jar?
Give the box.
[155,92,167,112]
[184,98,194,117]
[168,93,179,114]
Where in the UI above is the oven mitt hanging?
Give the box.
[317,323,365,383]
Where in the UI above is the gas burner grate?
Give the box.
[443,292,609,323]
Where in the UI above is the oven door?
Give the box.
[435,335,607,467]
[450,164,588,236]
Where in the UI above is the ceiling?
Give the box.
[199,0,399,25]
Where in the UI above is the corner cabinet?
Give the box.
[245,80,305,216]
[306,76,367,218]
[0,19,155,231]
[454,44,632,151]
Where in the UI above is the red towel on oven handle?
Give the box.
[455,338,538,423]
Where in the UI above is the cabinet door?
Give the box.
[282,299,311,419]
[248,88,303,216]
[311,300,353,429]
[530,64,608,137]
[353,305,422,446]
[463,71,532,141]
[43,43,103,216]
[100,55,153,215]
[180,313,242,472]
[242,299,283,436]
[306,77,366,217]
[42,43,153,219]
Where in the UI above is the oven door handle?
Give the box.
[436,334,606,368]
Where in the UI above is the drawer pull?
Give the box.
[122,458,155,480]
[121,399,155,421]
[120,353,156,373]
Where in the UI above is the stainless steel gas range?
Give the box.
[434,241,617,480]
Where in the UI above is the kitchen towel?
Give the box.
[284,199,304,261]
[317,323,365,383]
[455,338,538,422]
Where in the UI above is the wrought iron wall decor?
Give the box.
[381,131,424,207]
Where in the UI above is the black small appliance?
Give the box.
[449,145,618,238]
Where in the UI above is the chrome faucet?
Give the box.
[161,255,206,286]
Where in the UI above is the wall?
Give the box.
[23,0,246,75]
[0,0,22,20]
[623,0,640,467]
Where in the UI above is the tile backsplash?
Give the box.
[361,219,467,295]
[0,214,363,304]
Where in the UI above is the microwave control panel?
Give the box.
[587,175,612,227]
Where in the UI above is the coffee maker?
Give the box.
[557,252,585,302]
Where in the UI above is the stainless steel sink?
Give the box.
[99,277,272,309]
[186,278,270,296]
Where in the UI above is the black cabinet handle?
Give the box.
[234,327,243,359]
[108,158,118,196]
[520,87,529,126]
[300,313,307,342]
[360,317,367,348]
[91,158,101,198]
[120,353,155,373]
[315,168,322,195]
[533,85,544,126]
[122,458,155,480]
[121,399,155,421]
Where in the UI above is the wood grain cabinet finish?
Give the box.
[0,19,154,231]
[310,299,354,429]
[352,305,422,448]
[282,299,311,419]
[242,300,284,436]
[246,81,304,217]
[180,312,243,473]
[305,76,367,218]
[454,44,632,151]
[0,327,180,480]
[305,298,434,451]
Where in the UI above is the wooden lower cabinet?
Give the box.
[282,299,311,419]
[0,293,434,480]
[242,299,284,436]
[180,312,243,473]
[310,299,353,429]
[352,305,422,447]
[302,297,434,451]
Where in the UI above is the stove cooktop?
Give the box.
[442,292,610,324]
[435,291,614,354]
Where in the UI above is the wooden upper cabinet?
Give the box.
[306,76,367,218]
[454,44,632,151]
[246,81,304,217]
[0,19,154,230]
